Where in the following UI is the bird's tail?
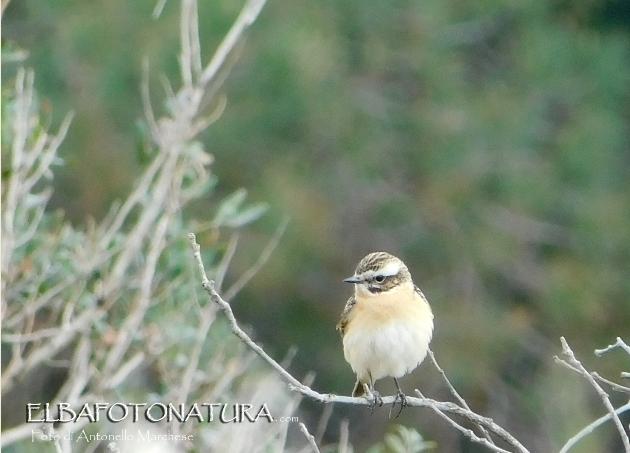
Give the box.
[352,379,366,397]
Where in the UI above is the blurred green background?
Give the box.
[4,0,630,451]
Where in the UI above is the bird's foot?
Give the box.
[389,390,408,419]
[366,389,384,414]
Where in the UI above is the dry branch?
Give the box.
[299,422,321,453]
[595,337,630,358]
[559,401,630,453]
[428,349,496,445]
[555,337,630,453]
[415,389,510,453]
[187,233,531,453]
[1,0,270,448]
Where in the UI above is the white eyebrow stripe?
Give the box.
[359,261,401,280]
[379,261,401,277]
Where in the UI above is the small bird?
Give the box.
[337,252,434,415]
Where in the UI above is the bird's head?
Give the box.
[343,252,412,296]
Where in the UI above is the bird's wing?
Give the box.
[336,295,356,337]
[414,285,428,302]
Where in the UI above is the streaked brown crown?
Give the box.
[353,252,411,293]
[355,252,396,274]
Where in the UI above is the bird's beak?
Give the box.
[343,275,361,284]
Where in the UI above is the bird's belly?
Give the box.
[343,315,433,381]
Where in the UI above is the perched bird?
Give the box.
[337,252,434,414]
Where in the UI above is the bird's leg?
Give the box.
[390,377,408,419]
[367,374,383,414]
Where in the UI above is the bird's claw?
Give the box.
[367,390,383,414]
[389,390,408,419]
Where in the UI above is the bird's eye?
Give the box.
[375,275,385,283]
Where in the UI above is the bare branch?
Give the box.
[101,206,172,376]
[176,306,217,405]
[152,0,168,19]
[591,372,630,395]
[299,422,321,453]
[141,59,161,143]
[201,352,257,402]
[2,325,67,343]
[428,349,495,445]
[595,337,630,357]
[223,217,288,301]
[556,337,630,452]
[555,356,630,396]
[338,419,350,453]
[104,352,146,390]
[2,308,104,391]
[2,0,270,450]
[188,0,202,78]
[199,0,267,87]
[416,389,510,453]
[187,233,530,453]
[1,68,73,290]
[315,402,334,444]
[215,232,240,291]
[559,401,630,453]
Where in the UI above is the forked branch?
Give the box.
[187,233,530,453]
[555,336,630,453]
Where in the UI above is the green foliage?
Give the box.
[367,425,436,453]
[3,0,630,450]
[213,189,269,229]
[0,58,282,451]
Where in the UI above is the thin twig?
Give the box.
[555,355,630,395]
[188,233,530,453]
[299,423,321,453]
[591,372,630,395]
[199,0,267,87]
[170,303,217,437]
[315,402,334,444]
[416,389,510,453]
[101,204,173,376]
[559,401,630,453]
[2,308,104,391]
[104,352,146,390]
[215,232,240,291]
[428,349,495,445]
[338,419,350,453]
[595,337,630,357]
[177,307,217,405]
[557,337,630,452]
[223,217,288,301]
[152,0,168,19]
[141,59,161,143]
[2,0,270,449]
